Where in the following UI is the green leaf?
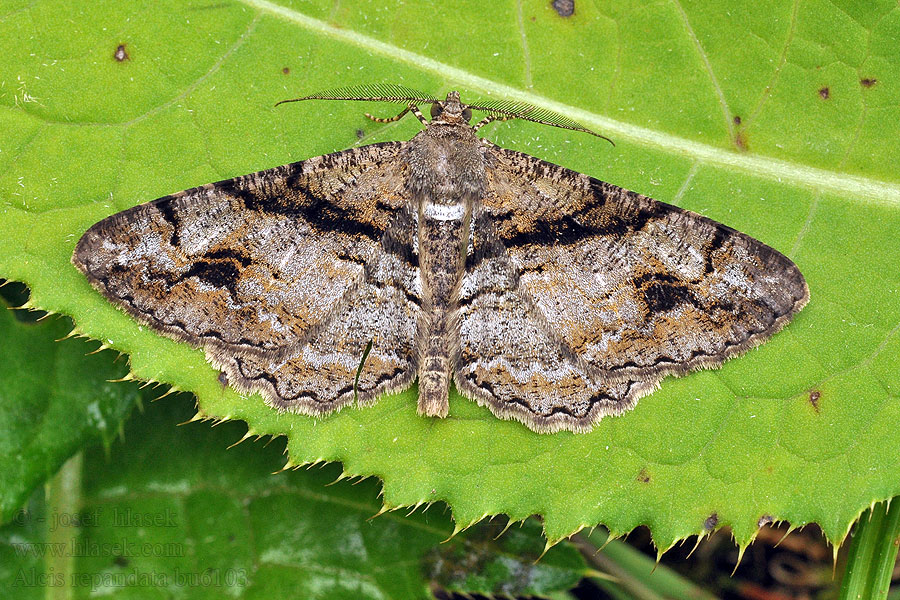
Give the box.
[0,393,590,598]
[1,0,899,551]
[426,520,588,597]
[0,285,138,523]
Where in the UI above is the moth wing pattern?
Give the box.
[73,87,810,434]
[213,247,420,413]
[454,225,660,433]
[73,141,422,412]
[456,144,809,431]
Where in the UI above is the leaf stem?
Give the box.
[574,528,718,600]
[45,452,82,600]
[838,497,900,600]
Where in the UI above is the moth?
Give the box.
[73,85,809,433]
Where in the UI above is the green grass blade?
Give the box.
[838,498,900,600]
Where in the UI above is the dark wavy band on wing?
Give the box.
[482,146,809,383]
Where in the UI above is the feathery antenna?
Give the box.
[468,98,613,145]
[277,86,613,145]
[275,84,437,107]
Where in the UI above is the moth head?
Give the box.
[430,91,473,125]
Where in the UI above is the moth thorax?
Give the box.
[407,130,486,201]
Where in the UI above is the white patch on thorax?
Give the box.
[423,202,465,221]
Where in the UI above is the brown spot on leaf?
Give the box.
[704,513,719,530]
[356,129,365,140]
[860,77,877,88]
[818,86,830,100]
[113,555,129,567]
[552,0,574,17]
[218,372,229,388]
[808,390,821,413]
[732,116,747,150]
[282,67,290,75]
[114,44,129,62]
[637,468,650,483]
[757,514,775,528]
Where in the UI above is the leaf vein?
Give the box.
[242,0,900,206]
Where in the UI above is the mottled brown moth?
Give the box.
[74,86,808,433]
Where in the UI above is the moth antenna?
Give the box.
[275,84,437,107]
[467,98,614,146]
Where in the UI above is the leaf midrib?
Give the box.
[241,0,900,207]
